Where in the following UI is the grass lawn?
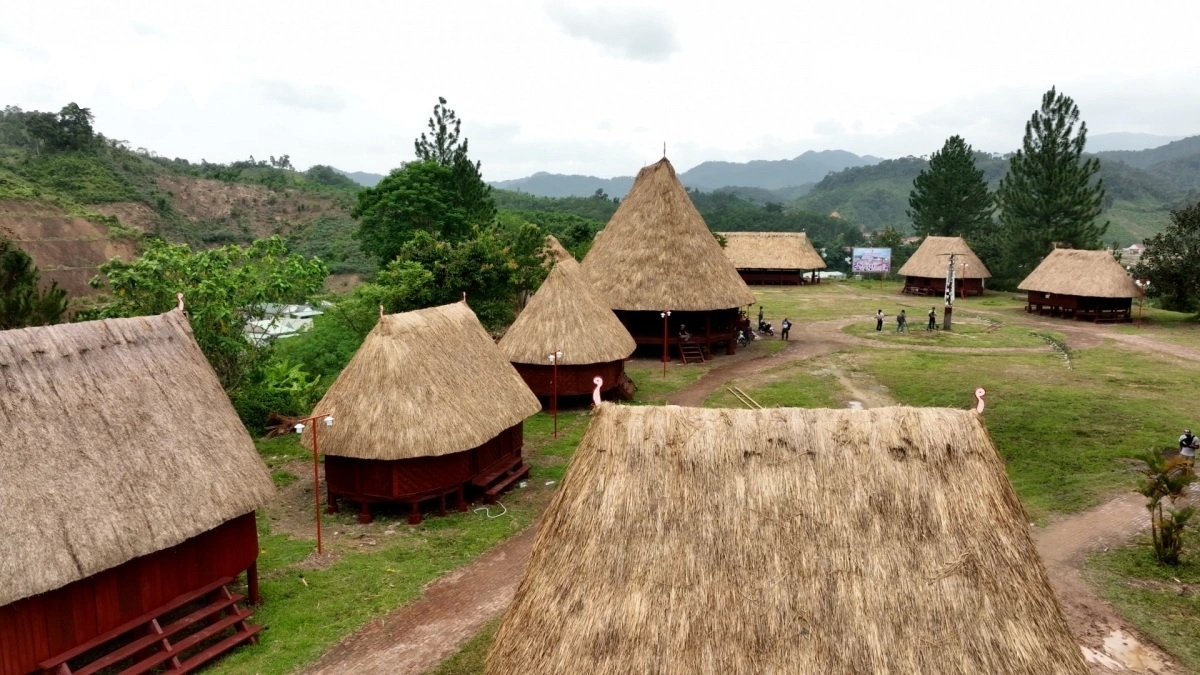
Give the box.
[703,361,842,409]
[857,346,1199,521]
[843,316,1051,348]
[625,358,711,405]
[750,280,1029,326]
[1087,532,1200,672]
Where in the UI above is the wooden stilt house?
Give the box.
[580,158,756,362]
[304,301,541,525]
[499,240,636,401]
[1018,248,1141,322]
[898,236,991,297]
[718,231,827,285]
[0,310,276,675]
[486,404,1088,674]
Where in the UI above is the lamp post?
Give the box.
[943,253,957,331]
[1135,279,1150,327]
[294,414,334,555]
[548,350,563,438]
[660,310,672,377]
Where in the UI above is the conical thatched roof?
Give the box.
[500,257,635,366]
[898,236,991,279]
[580,158,755,311]
[542,235,574,266]
[0,311,275,607]
[304,302,540,460]
[718,231,827,270]
[1018,248,1140,298]
[487,404,1087,675]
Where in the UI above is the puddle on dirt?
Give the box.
[1081,630,1166,672]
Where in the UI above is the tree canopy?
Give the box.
[0,237,67,329]
[907,135,994,238]
[1134,201,1200,314]
[996,87,1107,278]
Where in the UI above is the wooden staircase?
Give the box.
[38,577,261,675]
[471,456,531,503]
[679,342,705,364]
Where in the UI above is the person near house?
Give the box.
[679,324,691,343]
[1180,429,1198,468]
[781,318,791,341]
[896,310,907,333]
[757,305,764,328]
[927,307,937,331]
[875,309,884,332]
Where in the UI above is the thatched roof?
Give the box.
[1018,248,1140,298]
[487,404,1086,675]
[718,231,827,270]
[304,302,540,460]
[542,235,574,265]
[500,257,635,366]
[580,159,755,311]
[897,236,991,279]
[0,311,275,607]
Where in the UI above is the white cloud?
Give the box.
[544,2,681,63]
[256,79,347,113]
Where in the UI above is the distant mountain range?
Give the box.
[489,150,882,198]
[334,168,385,188]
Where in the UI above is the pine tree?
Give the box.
[996,87,1107,276]
[907,135,994,238]
[413,97,496,226]
[0,237,67,329]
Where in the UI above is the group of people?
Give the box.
[874,307,940,333]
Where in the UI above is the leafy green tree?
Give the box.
[353,160,471,265]
[1134,450,1196,565]
[87,236,328,388]
[414,96,496,225]
[907,135,994,238]
[1134,201,1200,313]
[0,237,68,328]
[996,87,1107,276]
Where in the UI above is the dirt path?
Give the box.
[300,527,537,675]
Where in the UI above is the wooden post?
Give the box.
[247,562,261,605]
[312,423,323,555]
[661,311,671,376]
[704,313,712,359]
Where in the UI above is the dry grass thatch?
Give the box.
[303,302,541,460]
[487,404,1087,675]
[1018,248,1140,298]
[580,159,756,311]
[499,257,635,365]
[718,231,827,270]
[0,310,275,607]
[542,234,575,266]
[897,236,991,279]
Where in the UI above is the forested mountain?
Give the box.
[1086,132,1183,152]
[334,168,385,187]
[490,150,880,198]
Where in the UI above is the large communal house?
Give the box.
[898,235,991,297]
[580,158,756,361]
[303,301,541,525]
[718,231,827,285]
[0,310,275,675]
[499,240,636,401]
[1018,248,1141,322]
[485,404,1088,675]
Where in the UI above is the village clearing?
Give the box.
[210,280,1198,675]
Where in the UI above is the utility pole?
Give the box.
[943,253,956,331]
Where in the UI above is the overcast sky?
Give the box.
[4,0,1199,180]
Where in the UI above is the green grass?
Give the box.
[1087,533,1200,671]
[843,316,1051,348]
[749,282,1026,324]
[254,434,310,471]
[271,469,298,487]
[427,618,501,675]
[625,359,712,405]
[858,347,1200,521]
[704,362,842,409]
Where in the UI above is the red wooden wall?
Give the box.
[903,276,985,296]
[738,269,803,285]
[325,422,524,504]
[513,361,625,397]
[0,512,259,675]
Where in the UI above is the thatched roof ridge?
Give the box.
[500,258,635,365]
[580,158,756,311]
[0,310,275,606]
[897,236,991,279]
[542,235,574,265]
[1018,248,1140,298]
[487,404,1087,675]
[718,231,827,270]
[304,302,540,460]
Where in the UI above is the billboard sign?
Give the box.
[851,247,892,273]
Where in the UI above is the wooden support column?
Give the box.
[704,313,712,359]
[247,562,261,606]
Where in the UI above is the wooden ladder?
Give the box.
[38,577,262,675]
[679,342,705,364]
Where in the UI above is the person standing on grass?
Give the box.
[927,307,937,331]
[1180,429,1198,469]
[757,305,764,328]
[875,309,884,332]
[896,310,907,333]
[781,318,791,341]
